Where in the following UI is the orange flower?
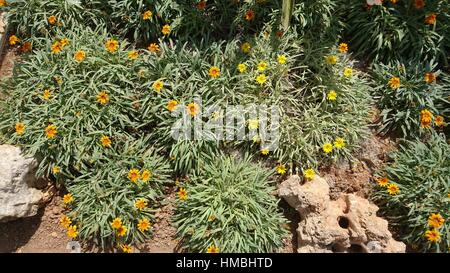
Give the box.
[187,103,200,117]
[376,177,389,187]
[178,188,188,201]
[117,225,127,237]
[63,193,74,204]
[105,39,119,53]
[162,24,171,35]
[425,13,437,25]
[428,213,445,229]
[60,215,72,229]
[143,10,153,20]
[424,72,436,84]
[167,100,178,112]
[148,43,160,53]
[208,66,221,78]
[420,109,433,129]
[207,244,219,253]
[9,35,20,46]
[128,169,140,183]
[338,43,348,53]
[121,244,133,253]
[388,77,401,89]
[15,122,25,135]
[134,199,148,210]
[111,218,122,229]
[387,184,400,195]
[45,124,58,139]
[20,42,32,53]
[153,80,164,92]
[414,0,425,9]
[96,91,109,105]
[100,135,111,147]
[51,41,62,54]
[425,229,440,243]
[244,10,255,21]
[67,225,78,238]
[74,50,86,62]
[197,0,207,10]
[435,115,444,127]
[141,170,152,182]
[48,15,57,25]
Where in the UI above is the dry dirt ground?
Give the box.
[0,49,397,253]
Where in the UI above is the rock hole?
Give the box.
[338,216,350,229]
[330,243,346,253]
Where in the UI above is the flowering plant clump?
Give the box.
[0,0,103,39]
[173,154,288,253]
[339,0,450,64]
[373,133,450,252]
[65,138,171,248]
[0,27,148,180]
[372,61,449,138]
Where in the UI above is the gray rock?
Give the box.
[0,145,43,222]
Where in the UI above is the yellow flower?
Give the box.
[121,244,133,253]
[257,61,268,72]
[143,10,153,20]
[388,77,401,89]
[334,138,345,149]
[52,166,61,175]
[9,35,20,46]
[60,215,72,229]
[261,148,269,155]
[237,63,247,73]
[425,229,441,243]
[51,41,63,54]
[435,115,444,127]
[148,43,160,53]
[141,169,152,182]
[96,91,109,105]
[241,42,251,53]
[178,188,188,201]
[256,74,267,85]
[248,119,259,130]
[135,199,148,210]
[303,169,316,180]
[424,72,436,84]
[153,80,164,92]
[60,38,70,47]
[207,244,219,253]
[326,55,338,65]
[343,68,353,78]
[100,135,111,148]
[209,66,221,78]
[208,215,216,222]
[277,55,287,65]
[428,213,445,229]
[167,100,178,112]
[327,90,337,101]
[137,218,151,232]
[67,225,78,238]
[128,50,139,60]
[161,24,171,35]
[338,43,348,53]
[277,164,287,175]
[63,193,74,204]
[128,169,140,183]
[117,225,127,237]
[48,15,57,25]
[322,143,333,154]
[105,39,119,53]
[252,135,261,143]
[15,122,25,135]
[187,102,200,117]
[74,50,86,62]
[43,89,51,101]
[420,109,433,129]
[111,218,122,229]
[376,177,389,187]
[45,124,58,139]
[387,184,400,195]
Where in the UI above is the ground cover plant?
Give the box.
[0,0,449,253]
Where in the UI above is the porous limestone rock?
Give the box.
[278,175,406,253]
[0,145,42,222]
